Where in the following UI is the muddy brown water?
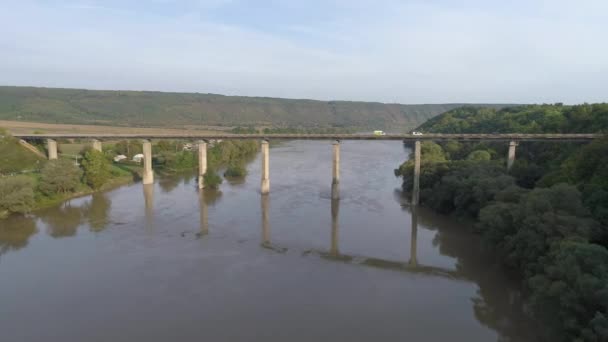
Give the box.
[0,140,535,342]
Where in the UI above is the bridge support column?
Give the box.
[331,141,340,200]
[142,140,154,184]
[47,139,58,160]
[507,141,517,170]
[91,139,102,152]
[261,140,270,194]
[198,141,207,189]
[412,140,421,205]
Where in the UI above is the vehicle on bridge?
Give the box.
[373,130,387,136]
[412,131,423,136]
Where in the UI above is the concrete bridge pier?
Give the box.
[412,140,421,205]
[142,140,154,184]
[331,141,340,200]
[91,139,102,152]
[47,139,58,160]
[261,140,270,194]
[198,140,207,189]
[507,141,518,170]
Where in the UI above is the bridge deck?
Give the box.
[12,133,602,141]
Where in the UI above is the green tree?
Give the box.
[81,150,111,189]
[0,176,35,218]
[467,150,491,161]
[528,240,608,341]
[203,169,222,189]
[38,159,82,195]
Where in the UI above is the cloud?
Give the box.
[0,0,606,103]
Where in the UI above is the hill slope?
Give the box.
[0,86,508,130]
[417,104,608,133]
[0,130,46,174]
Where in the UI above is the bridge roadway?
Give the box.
[13,133,601,141]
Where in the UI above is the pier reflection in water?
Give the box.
[0,141,536,342]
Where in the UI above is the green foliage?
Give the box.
[528,241,608,342]
[0,176,35,217]
[207,140,259,169]
[203,169,222,189]
[467,150,491,161]
[113,140,142,158]
[0,86,508,130]
[419,103,608,134]
[224,164,247,178]
[0,129,45,174]
[478,184,598,276]
[81,150,111,189]
[154,151,197,171]
[38,159,82,195]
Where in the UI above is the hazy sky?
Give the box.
[2,0,607,103]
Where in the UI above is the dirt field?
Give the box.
[0,120,223,135]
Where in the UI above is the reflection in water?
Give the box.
[40,202,83,238]
[409,206,418,266]
[84,193,111,232]
[143,184,154,230]
[158,176,180,194]
[261,194,270,246]
[0,216,37,259]
[198,190,208,236]
[330,198,339,257]
[259,195,287,253]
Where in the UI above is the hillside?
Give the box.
[417,104,608,133]
[0,86,508,131]
[0,130,46,174]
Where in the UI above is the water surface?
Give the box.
[0,140,533,341]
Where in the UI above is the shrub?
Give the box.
[224,164,247,178]
[81,150,111,189]
[0,176,35,218]
[38,159,82,195]
[203,169,223,189]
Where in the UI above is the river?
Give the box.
[0,140,535,341]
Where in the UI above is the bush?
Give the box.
[81,150,111,189]
[0,176,35,218]
[224,164,247,178]
[203,169,222,189]
[38,159,82,195]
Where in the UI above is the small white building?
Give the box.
[132,154,145,163]
[114,154,127,163]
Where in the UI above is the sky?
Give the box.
[1,0,607,104]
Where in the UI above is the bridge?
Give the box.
[15,133,602,205]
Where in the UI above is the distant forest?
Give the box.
[0,86,509,131]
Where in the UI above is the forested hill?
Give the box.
[0,86,507,130]
[396,102,608,341]
[417,103,608,133]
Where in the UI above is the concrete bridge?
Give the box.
[15,133,602,205]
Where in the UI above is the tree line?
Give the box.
[396,103,608,341]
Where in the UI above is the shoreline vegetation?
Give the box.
[0,128,259,219]
[396,103,608,341]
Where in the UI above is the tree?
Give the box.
[0,176,35,218]
[528,240,608,341]
[203,169,222,189]
[467,150,491,161]
[81,150,111,189]
[38,159,82,195]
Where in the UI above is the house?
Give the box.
[132,154,145,163]
[114,155,127,163]
[182,143,193,151]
